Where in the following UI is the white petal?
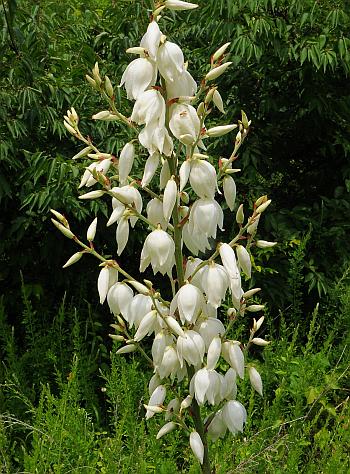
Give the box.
[116,217,129,255]
[190,431,204,465]
[207,336,221,370]
[163,178,177,222]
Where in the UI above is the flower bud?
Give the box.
[62,252,83,268]
[251,337,270,346]
[206,124,237,137]
[51,219,75,239]
[205,62,232,81]
[164,0,198,10]
[92,111,118,121]
[108,334,125,341]
[63,121,77,136]
[87,217,97,241]
[165,316,185,338]
[190,431,204,465]
[127,280,150,295]
[180,395,193,412]
[256,199,271,214]
[116,344,137,354]
[72,146,92,160]
[163,177,177,222]
[156,421,177,439]
[105,75,114,98]
[236,204,244,224]
[79,190,105,200]
[50,209,66,224]
[241,110,250,129]
[248,367,263,396]
[243,288,261,299]
[204,87,216,104]
[86,74,97,89]
[223,175,236,211]
[212,42,231,61]
[256,240,277,249]
[212,89,225,113]
[236,245,251,278]
[246,304,264,312]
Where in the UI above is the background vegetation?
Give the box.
[1,0,349,472]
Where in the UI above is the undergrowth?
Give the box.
[0,269,349,473]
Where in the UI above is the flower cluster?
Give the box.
[54,1,277,471]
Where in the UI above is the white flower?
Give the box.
[223,175,236,211]
[170,282,205,324]
[166,68,197,100]
[146,197,167,230]
[236,245,252,278]
[190,431,204,465]
[192,368,222,405]
[176,330,205,367]
[158,345,180,379]
[146,385,166,420]
[201,263,230,309]
[139,122,173,156]
[157,41,184,82]
[248,366,263,396]
[189,159,217,199]
[131,89,165,126]
[156,421,177,439]
[206,336,221,370]
[120,58,156,100]
[163,177,178,222]
[196,317,225,350]
[188,198,223,242]
[140,228,175,275]
[107,282,133,316]
[169,103,200,145]
[118,142,135,185]
[116,216,129,255]
[222,341,245,379]
[126,294,153,328]
[141,153,160,188]
[179,160,191,191]
[207,410,227,441]
[140,21,162,60]
[97,266,118,304]
[212,89,225,113]
[222,400,247,433]
[221,368,237,400]
[86,217,97,241]
[152,331,173,368]
[134,310,158,341]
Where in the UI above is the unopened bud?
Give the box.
[180,395,193,412]
[206,124,237,137]
[156,421,177,439]
[79,190,105,200]
[212,42,231,61]
[51,219,75,239]
[62,252,83,268]
[205,87,216,104]
[227,307,237,317]
[116,344,137,354]
[105,76,114,98]
[50,209,66,223]
[205,62,232,81]
[256,199,271,214]
[86,74,98,89]
[251,338,270,346]
[164,0,198,11]
[256,240,277,249]
[246,305,264,313]
[197,102,205,117]
[92,62,101,85]
[72,146,93,160]
[241,110,250,129]
[180,191,189,204]
[243,288,262,299]
[92,111,117,121]
[236,204,244,224]
[87,217,97,241]
[64,121,77,136]
[127,280,149,295]
[109,334,125,341]
[255,195,268,207]
[143,404,164,414]
[126,46,147,55]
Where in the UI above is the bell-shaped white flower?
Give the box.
[166,68,197,100]
[157,41,184,82]
[223,175,236,211]
[190,431,204,465]
[221,367,237,400]
[118,142,135,185]
[188,198,223,241]
[236,245,252,278]
[207,410,227,441]
[182,221,211,255]
[248,366,263,396]
[140,21,162,60]
[207,336,221,370]
[131,89,165,126]
[140,228,175,275]
[170,282,205,324]
[201,262,230,309]
[146,198,168,230]
[98,266,118,304]
[177,330,205,367]
[107,282,133,316]
[141,153,160,188]
[152,331,173,369]
[146,385,166,420]
[163,177,177,222]
[116,216,129,255]
[126,294,153,328]
[134,310,158,341]
[222,341,245,379]
[196,317,225,350]
[139,122,173,156]
[189,159,217,199]
[222,400,247,433]
[158,345,180,379]
[111,185,143,228]
[120,57,156,100]
[169,104,200,145]
[192,368,221,405]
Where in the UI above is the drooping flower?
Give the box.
[140,228,175,275]
[120,58,156,100]
[157,40,184,82]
